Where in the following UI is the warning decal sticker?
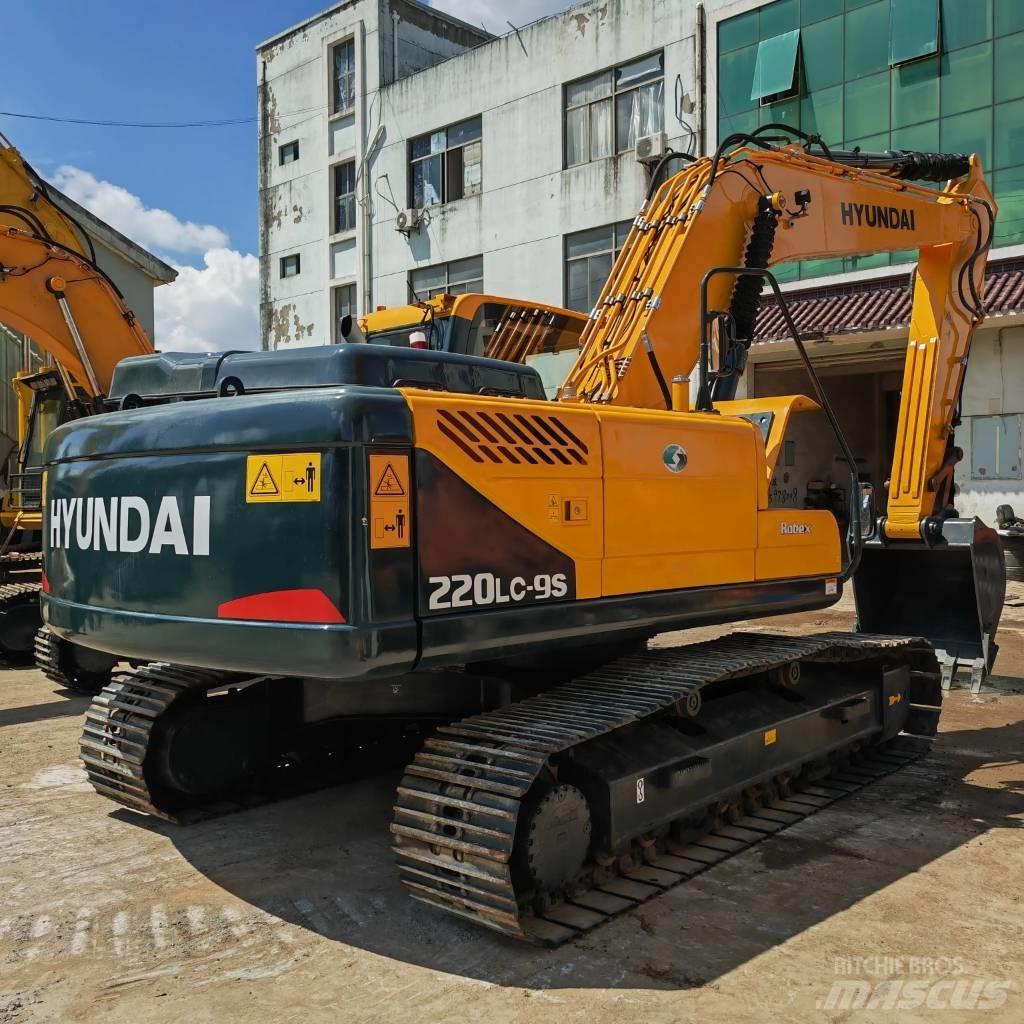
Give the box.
[369,453,411,549]
[246,453,321,503]
[373,463,406,497]
[250,461,280,497]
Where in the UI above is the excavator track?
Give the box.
[0,581,43,661]
[0,550,42,581]
[391,631,940,945]
[35,625,119,694]
[80,663,225,822]
[81,662,433,823]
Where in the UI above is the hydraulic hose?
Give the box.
[713,196,779,401]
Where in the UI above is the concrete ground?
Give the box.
[2,596,1023,1023]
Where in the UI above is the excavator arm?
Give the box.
[0,134,153,397]
[560,135,1001,680]
[560,142,995,543]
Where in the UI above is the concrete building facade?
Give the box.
[258,0,1024,524]
[255,0,491,349]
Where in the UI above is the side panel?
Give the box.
[755,509,842,581]
[404,391,603,598]
[600,413,760,596]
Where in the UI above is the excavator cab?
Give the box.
[355,294,588,397]
[1,367,86,530]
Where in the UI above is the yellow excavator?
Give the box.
[353,292,587,396]
[45,129,1002,944]
[0,133,152,682]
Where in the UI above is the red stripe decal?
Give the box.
[41,569,50,594]
[217,589,346,624]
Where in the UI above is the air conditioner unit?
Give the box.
[395,208,423,235]
[635,131,668,165]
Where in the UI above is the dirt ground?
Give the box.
[2,595,1023,1024]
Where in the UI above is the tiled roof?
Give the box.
[754,258,1024,343]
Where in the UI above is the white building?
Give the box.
[258,0,1024,525]
[255,0,491,349]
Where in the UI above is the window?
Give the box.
[332,39,355,115]
[333,161,356,234]
[409,117,482,209]
[410,255,483,299]
[279,140,299,165]
[564,221,633,313]
[890,0,940,66]
[751,30,801,103]
[565,53,664,166]
[334,284,357,342]
[280,254,300,278]
[972,414,1022,479]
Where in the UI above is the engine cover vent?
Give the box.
[436,409,589,467]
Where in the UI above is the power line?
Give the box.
[0,106,325,129]
[0,110,254,128]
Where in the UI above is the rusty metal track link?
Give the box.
[391,631,936,945]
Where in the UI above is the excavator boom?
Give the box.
[0,134,154,671]
[561,144,994,536]
[0,134,153,396]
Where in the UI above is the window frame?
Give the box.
[751,29,802,104]
[332,160,357,235]
[971,413,1022,479]
[408,117,482,210]
[409,255,484,300]
[331,38,356,117]
[563,220,633,313]
[890,0,941,67]
[278,140,300,166]
[279,253,301,279]
[564,51,665,167]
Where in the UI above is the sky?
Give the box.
[0,0,572,352]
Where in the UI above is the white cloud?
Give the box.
[49,165,259,352]
[154,248,260,353]
[51,165,228,255]
[428,0,574,32]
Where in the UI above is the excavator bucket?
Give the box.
[852,518,1006,690]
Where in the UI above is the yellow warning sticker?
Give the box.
[369,454,411,549]
[246,453,321,503]
[764,728,778,746]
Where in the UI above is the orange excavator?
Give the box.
[45,129,1002,944]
